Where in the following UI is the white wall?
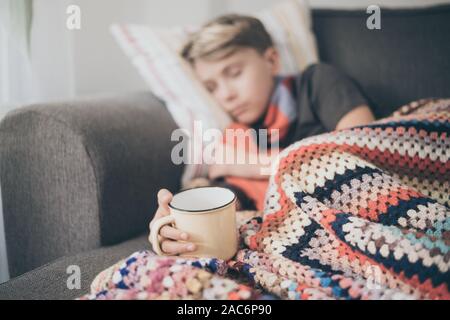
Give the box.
[70,0,450,97]
[31,0,76,102]
[72,0,219,96]
[1,0,450,284]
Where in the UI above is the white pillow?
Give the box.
[111,0,319,187]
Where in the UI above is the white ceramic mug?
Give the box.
[150,186,238,260]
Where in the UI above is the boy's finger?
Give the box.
[149,189,174,232]
[154,204,169,220]
[149,206,167,230]
[161,240,196,255]
[151,189,173,221]
[157,189,173,210]
[160,226,189,241]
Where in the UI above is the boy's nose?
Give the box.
[218,83,237,103]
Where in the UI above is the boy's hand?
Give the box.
[148,189,196,255]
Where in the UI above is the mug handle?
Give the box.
[149,215,175,256]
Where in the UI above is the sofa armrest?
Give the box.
[0,92,183,278]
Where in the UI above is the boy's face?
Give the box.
[192,47,280,125]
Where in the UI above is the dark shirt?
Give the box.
[285,63,369,146]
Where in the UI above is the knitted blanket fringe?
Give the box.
[80,99,450,300]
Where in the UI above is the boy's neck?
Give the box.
[249,76,282,128]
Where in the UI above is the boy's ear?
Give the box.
[263,47,281,76]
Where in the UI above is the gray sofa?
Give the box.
[1,5,450,299]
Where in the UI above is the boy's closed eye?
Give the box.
[204,64,243,94]
[225,64,242,78]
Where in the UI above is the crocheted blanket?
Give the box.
[80,99,450,300]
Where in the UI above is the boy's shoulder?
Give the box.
[300,63,343,81]
[279,63,340,85]
[294,62,353,94]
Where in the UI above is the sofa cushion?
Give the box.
[312,4,450,118]
[0,92,182,278]
[0,235,149,300]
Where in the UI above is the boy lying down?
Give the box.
[85,14,448,300]
[149,14,375,256]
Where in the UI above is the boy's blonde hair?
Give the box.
[181,14,274,64]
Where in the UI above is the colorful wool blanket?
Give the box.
[80,99,450,300]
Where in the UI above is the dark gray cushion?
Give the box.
[0,92,184,277]
[312,4,450,118]
[0,235,149,300]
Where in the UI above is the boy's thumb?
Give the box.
[157,189,172,210]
